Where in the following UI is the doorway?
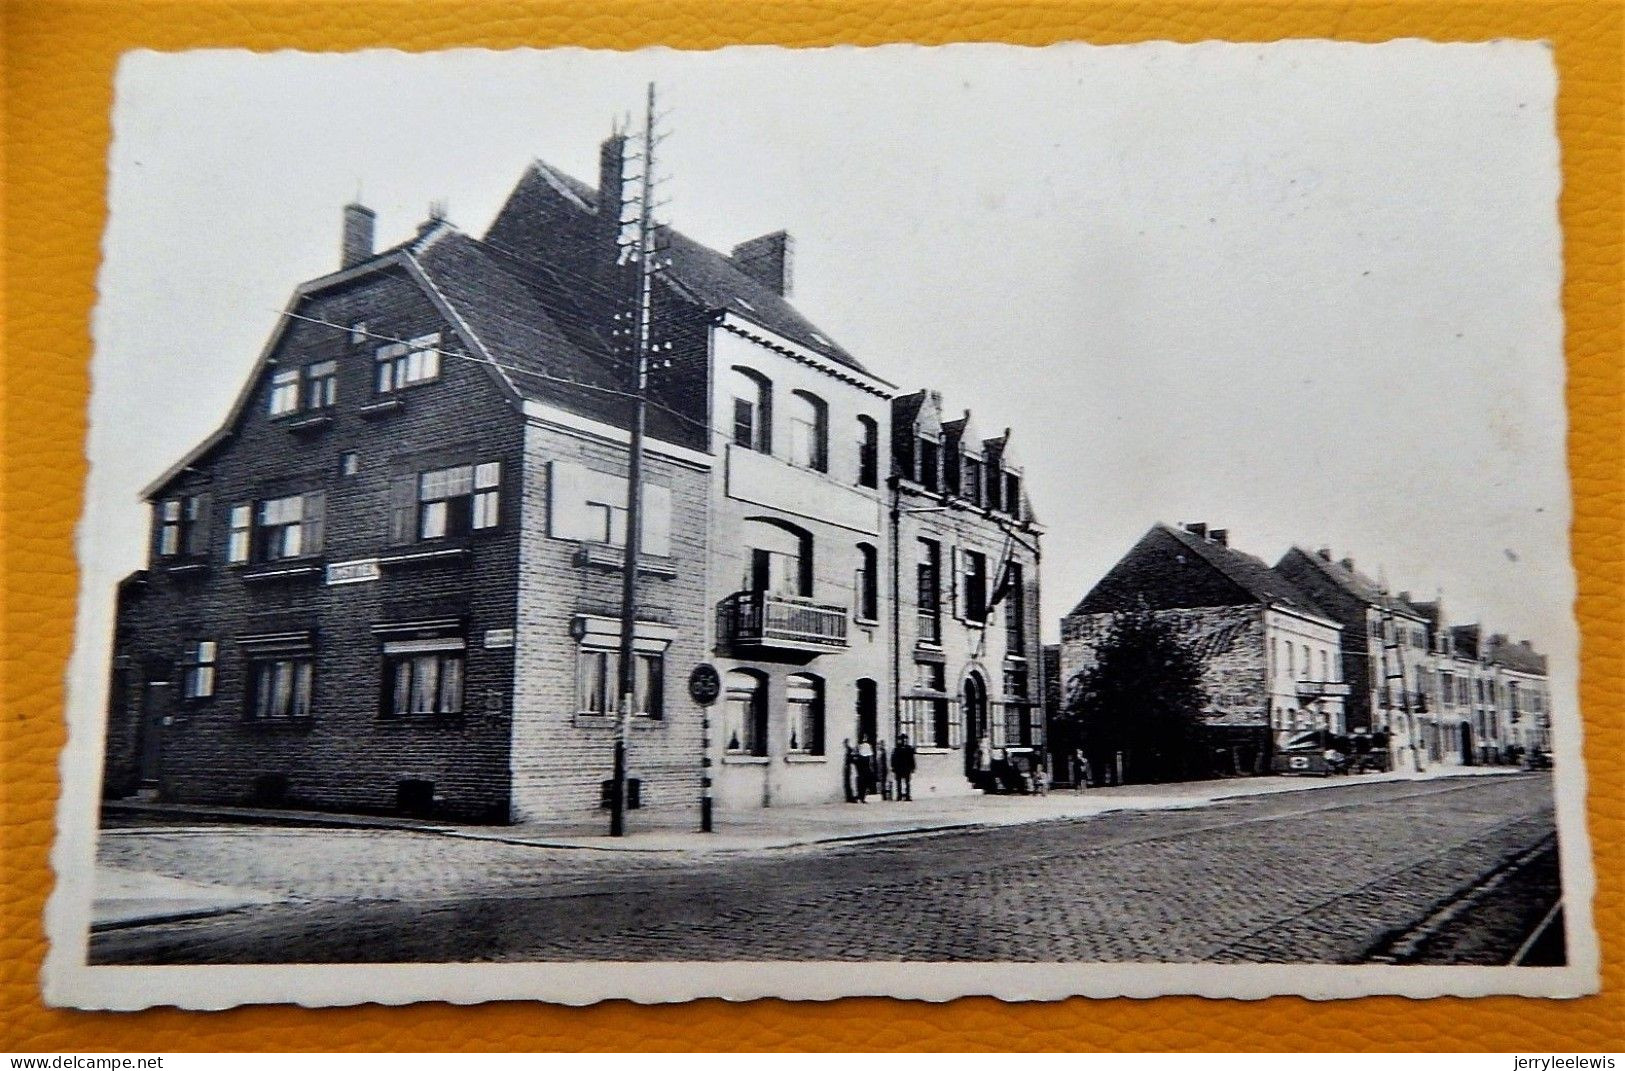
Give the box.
[962,673,988,780]
[1460,720,1475,766]
[856,679,878,745]
[138,681,172,786]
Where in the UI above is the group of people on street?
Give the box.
[844,735,917,803]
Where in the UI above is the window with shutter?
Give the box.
[300,491,325,556]
[228,505,252,563]
[183,495,211,557]
[156,499,182,556]
[255,494,308,560]
[389,475,418,545]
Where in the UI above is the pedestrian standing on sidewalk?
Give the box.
[877,740,892,801]
[842,738,856,803]
[1073,747,1091,792]
[892,734,917,801]
[853,740,874,803]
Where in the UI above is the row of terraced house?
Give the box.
[102,129,1045,823]
[1058,523,1553,783]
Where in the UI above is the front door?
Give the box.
[1461,720,1475,765]
[856,679,878,745]
[962,674,988,779]
[138,681,173,785]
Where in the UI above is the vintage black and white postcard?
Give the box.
[46,40,1596,1008]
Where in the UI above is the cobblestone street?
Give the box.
[90,772,1560,965]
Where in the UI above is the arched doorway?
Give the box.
[855,679,878,745]
[962,673,988,781]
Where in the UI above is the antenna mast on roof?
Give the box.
[609,82,673,838]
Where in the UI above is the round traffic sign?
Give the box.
[688,662,722,706]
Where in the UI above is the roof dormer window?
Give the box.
[962,455,983,507]
[917,437,940,492]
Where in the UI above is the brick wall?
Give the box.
[1060,604,1268,730]
[893,479,1044,799]
[508,415,712,823]
[107,266,525,820]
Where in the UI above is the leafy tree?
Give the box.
[1065,610,1208,784]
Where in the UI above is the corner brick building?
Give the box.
[1058,523,1345,781]
[104,131,1046,822]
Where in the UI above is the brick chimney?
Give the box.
[1209,529,1229,547]
[730,231,793,297]
[341,202,376,269]
[1316,547,1333,561]
[1339,557,1355,571]
[597,133,627,246]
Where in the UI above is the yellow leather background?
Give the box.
[3,0,1620,1052]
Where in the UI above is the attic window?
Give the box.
[811,332,831,345]
[734,297,756,312]
[376,333,442,393]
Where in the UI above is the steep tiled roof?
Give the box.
[492,159,871,376]
[661,230,869,374]
[1286,548,1427,619]
[1486,636,1549,675]
[1069,524,1332,620]
[410,227,629,426]
[1158,525,1330,619]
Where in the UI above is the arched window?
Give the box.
[788,390,828,472]
[742,517,812,597]
[725,670,767,756]
[855,542,878,622]
[786,673,824,755]
[729,366,772,453]
[856,415,879,488]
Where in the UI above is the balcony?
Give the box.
[1296,679,1352,700]
[720,591,849,653]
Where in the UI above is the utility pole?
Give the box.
[610,82,663,837]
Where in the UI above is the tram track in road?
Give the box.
[1510,898,1565,966]
[90,772,1558,965]
[869,773,1551,886]
[1359,832,1559,965]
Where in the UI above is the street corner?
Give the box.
[92,865,283,931]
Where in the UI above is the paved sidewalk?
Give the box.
[92,867,279,931]
[106,764,1524,855]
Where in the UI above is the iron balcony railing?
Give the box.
[1296,679,1352,700]
[720,590,849,653]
